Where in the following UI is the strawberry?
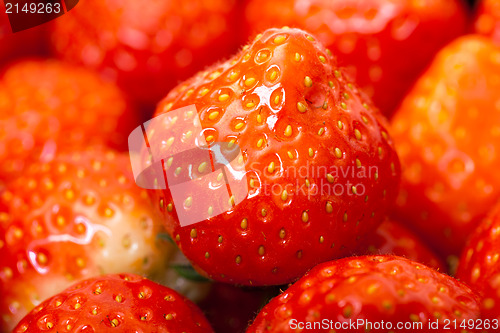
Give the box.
[391,35,500,257]
[358,219,446,271]
[12,273,214,333]
[475,0,500,44]
[49,0,241,107]
[0,60,136,180]
[244,0,467,116]
[0,147,173,331]
[247,255,481,333]
[144,27,400,286]
[457,202,500,319]
[0,7,46,66]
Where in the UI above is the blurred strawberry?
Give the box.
[0,5,46,67]
[0,147,174,331]
[391,35,500,258]
[457,201,500,319]
[475,0,500,43]
[0,60,136,180]
[50,0,241,108]
[247,255,481,333]
[358,219,446,271]
[244,0,467,116]
[12,273,213,333]
[146,27,400,286]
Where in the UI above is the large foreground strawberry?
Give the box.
[0,147,173,331]
[144,27,400,286]
[12,274,213,333]
[0,60,135,180]
[247,255,481,333]
[50,0,241,107]
[457,202,500,320]
[244,0,467,115]
[391,35,500,257]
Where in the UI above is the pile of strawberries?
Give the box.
[1,0,500,332]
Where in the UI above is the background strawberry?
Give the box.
[391,35,500,258]
[12,273,214,333]
[144,27,400,286]
[475,0,500,44]
[0,147,174,331]
[49,0,241,109]
[0,60,136,180]
[457,202,500,319]
[358,219,446,271]
[0,5,46,67]
[244,0,468,116]
[247,255,481,333]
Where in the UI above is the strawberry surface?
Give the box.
[144,27,400,286]
[12,273,214,333]
[0,60,136,180]
[244,0,467,116]
[247,255,481,333]
[49,0,241,107]
[0,147,173,331]
[358,219,446,271]
[391,35,500,257]
[457,202,500,320]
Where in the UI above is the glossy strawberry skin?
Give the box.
[475,0,500,44]
[358,219,446,271]
[457,202,500,319]
[244,0,467,116]
[0,60,136,180]
[12,273,214,333]
[0,147,173,331]
[145,27,400,286]
[391,35,500,257]
[49,0,241,107]
[247,255,481,333]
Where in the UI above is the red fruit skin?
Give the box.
[247,255,481,333]
[244,0,468,116]
[0,60,136,180]
[145,27,400,286]
[391,35,500,258]
[0,5,46,67]
[49,0,241,107]
[358,219,446,272]
[457,202,500,320]
[11,273,214,333]
[0,147,173,331]
[475,0,500,44]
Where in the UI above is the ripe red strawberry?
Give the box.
[457,202,500,319]
[0,147,173,331]
[12,273,214,333]
[244,0,467,115]
[0,60,136,180]
[0,7,46,66]
[247,255,481,333]
[358,219,446,271]
[391,35,500,258]
[144,27,400,286]
[475,0,500,44]
[49,0,241,107]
